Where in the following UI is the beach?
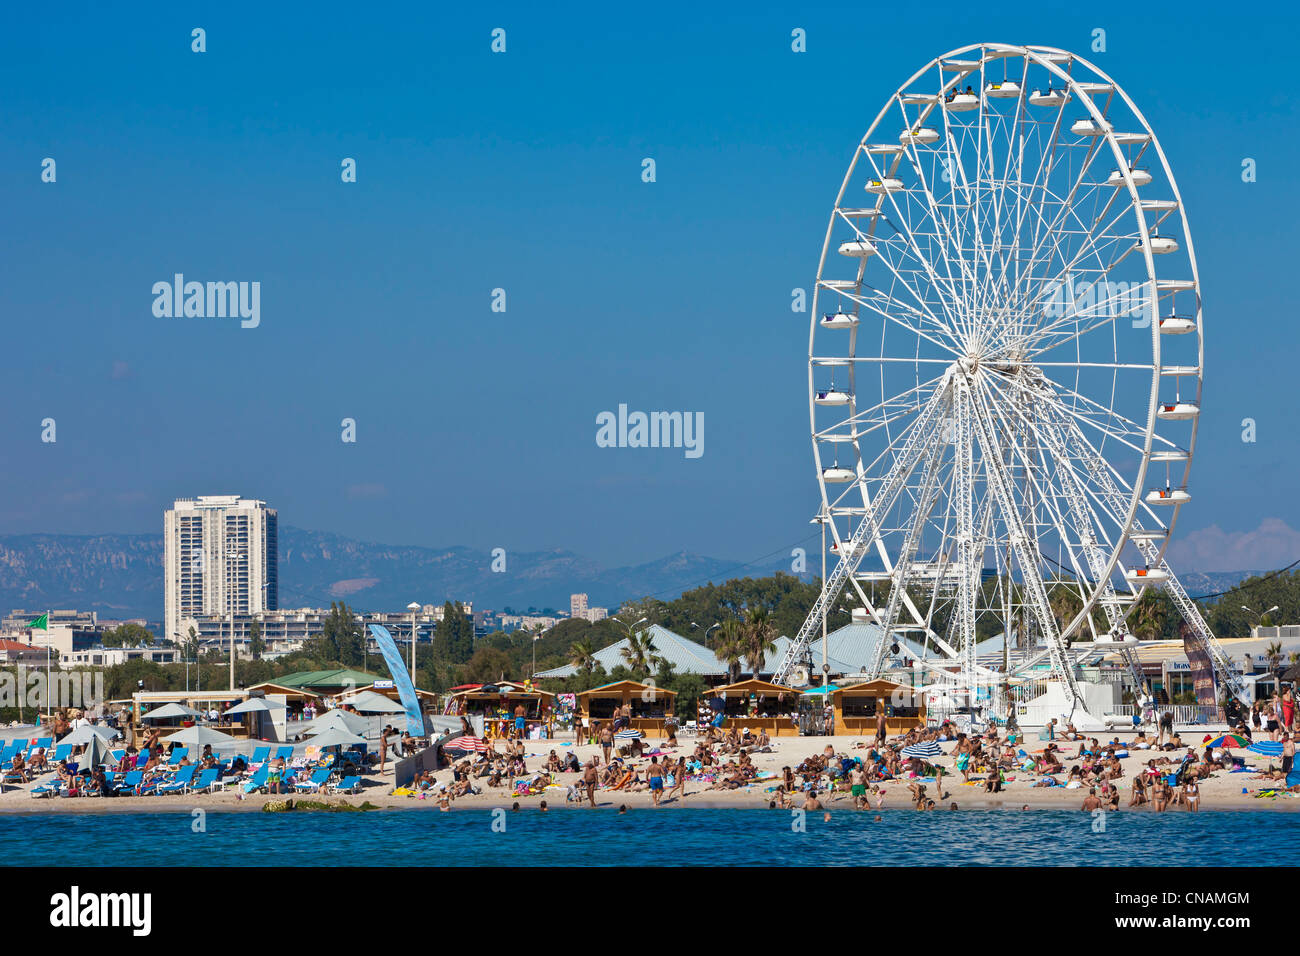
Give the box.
[1,729,1293,815]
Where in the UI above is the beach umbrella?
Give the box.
[1204,734,1250,749]
[615,729,644,741]
[140,702,204,721]
[60,725,120,747]
[800,685,840,697]
[224,698,275,717]
[707,697,725,712]
[901,741,943,759]
[73,733,114,770]
[305,727,368,750]
[1247,740,1284,758]
[304,709,370,737]
[161,725,239,748]
[443,735,488,753]
[337,690,406,714]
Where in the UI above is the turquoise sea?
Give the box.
[0,808,1293,866]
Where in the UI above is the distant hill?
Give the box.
[0,527,810,622]
[1176,570,1265,602]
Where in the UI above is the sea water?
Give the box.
[0,808,1291,866]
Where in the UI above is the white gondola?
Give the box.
[900,92,940,105]
[1106,167,1152,187]
[1159,365,1200,378]
[1071,117,1109,136]
[865,143,905,155]
[1112,132,1152,145]
[1155,279,1196,292]
[865,177,903,194]
[1143,235,1179,255]
[822,466,856,483]
[1157,401,1199,420]
[1075,81,1115,95]
[820,311,858,329]
[1126,567,1171,586]
[943,92,979,112]
[1095,632,1141,648]
[984,80,1022,98]
[830,540,864,556]
[1028,88,1068,107]
[1157,314,1196,335]
[1145,488,1190,505]
[837,239,877,258]
[1150,448,1189,463]
[899,126,940,145]
[814,389,851,406]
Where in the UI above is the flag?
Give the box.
[27,613,48,631]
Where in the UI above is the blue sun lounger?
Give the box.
[294,768,332,792]
[249,746,270,765]
[168,748,189,767]
[330,775,362,794]
[156,765,197,795]
[274,746,294,761]
[193,767,222,793]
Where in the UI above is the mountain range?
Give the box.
[0,527,808,623]
[0,528,1262,625]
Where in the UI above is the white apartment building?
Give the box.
[164,496,278,643]
[570,593,588,619]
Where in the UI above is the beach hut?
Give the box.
[832,679,926,736]
[445,681,556,740]
[576,680,678,739]
[702,679,801,737]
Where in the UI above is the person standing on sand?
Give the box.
[1282,733,1295,779]
[598,723,613,764]
[875,710,887,748]
[849,763,866,809]
[667,757,687,803]
[583,759,599,807]
[647,756,665,807]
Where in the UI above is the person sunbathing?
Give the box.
[544,750,562,773]
[8,754,29,783]
[27,748,48,774]
[1032,775,1060,788]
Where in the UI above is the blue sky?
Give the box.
[0,2,1297,572]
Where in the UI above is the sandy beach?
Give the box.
[1,730,1294,815]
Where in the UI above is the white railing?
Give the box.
[1108,703,1223,726]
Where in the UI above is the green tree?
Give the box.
[1131,590,1167,642]
[619,629,662,679]
[713,619,745,684]
[568,637,597,677]
[742,605,777,678]
[248,620,265,660]
[433,602,474,664]
[464,646,513,684]
[302,602,365,667]
[103,622,155,648]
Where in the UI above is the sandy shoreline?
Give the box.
[1,730,1294,816]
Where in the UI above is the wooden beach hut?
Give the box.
[576,680,677,738]
[832,679,925,736]
[445,681,555,740]
[704,679,801,737]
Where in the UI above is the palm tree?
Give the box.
[742,606,777,679]
[568,637,597,677]
[713,620,746,684]
[620,629,661,677]
[1130,591,1166,642]
[1265,641,1284,673]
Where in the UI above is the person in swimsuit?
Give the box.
[647,756,666,806]
[598,724,613,765]
[582,759,599,807]
[1183,778,1200,812]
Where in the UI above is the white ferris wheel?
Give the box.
[774,43,1245,715]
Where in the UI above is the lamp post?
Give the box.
[1242,605,1281,642]
[406,602,421,682]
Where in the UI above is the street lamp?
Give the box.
[691,622,721,643]
[1242,604,1281,640]
[406,602,421,682]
